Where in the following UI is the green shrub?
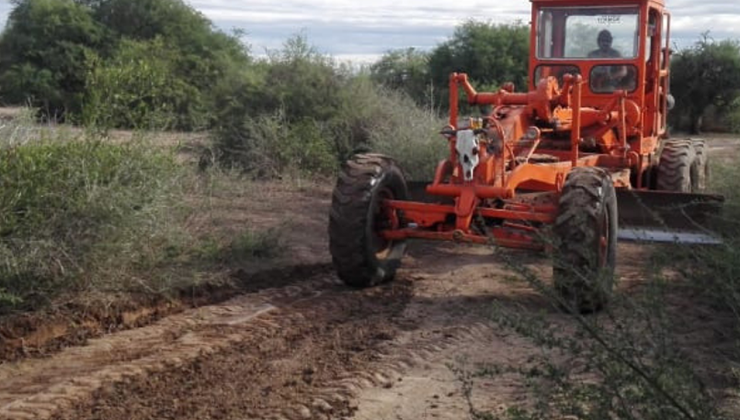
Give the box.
[210,67,446,180]
[331,76,447,180]
[225,227,284,264]
[0,0,104,118]
[209,35,347,177]
[82,38,183,130]
[1,0,250,129]
[0,135,182,313]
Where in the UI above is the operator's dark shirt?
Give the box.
[588,47,622,58]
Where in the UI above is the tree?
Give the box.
[370,48,432,108]
[0,0,103,117]
[428,20,529,106]
[262,34,345,122]
[81,0,251,129]
[83,38,195,130]
[0,0,251,129]
[670,34,740,134]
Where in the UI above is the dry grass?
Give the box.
[0,112,291,315]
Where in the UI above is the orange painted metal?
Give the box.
[380,228,544,250]
[386,200,555,225]
[374,0,683,250]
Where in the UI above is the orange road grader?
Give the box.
[328,0,723,311]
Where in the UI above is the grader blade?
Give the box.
[616,190,725,244]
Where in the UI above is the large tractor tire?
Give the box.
[553,167,618,313]
[329,153,408,288]
[691,139,709,192]
[657,140,696,192]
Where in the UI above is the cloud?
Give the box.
[0,3,10,28]
[188,0,529,59]
[0,0,738,61]
[187,0,740,60]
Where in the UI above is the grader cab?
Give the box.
[328,0,723,312]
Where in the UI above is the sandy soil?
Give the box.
[0,136,736,420]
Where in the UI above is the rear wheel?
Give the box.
[329,153,408,287]
[553,167,618,313]
[691,139,709,192]
[657,140,696,192]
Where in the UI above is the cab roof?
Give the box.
[530,0,664,6]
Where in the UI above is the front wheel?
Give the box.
[553,167,618,313]
[329,153,408,287]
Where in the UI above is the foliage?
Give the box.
[0,132,182,313]
[84,0,250,130]
[210,35,341,175]
[428,21,529,109]
[0,0,103,117]
[224,228,284,264]
[0,0,250,129]
[210,110,338,178]
[370,48,433,110]
[262,34,347,123]
[333,76,447,180]
[83,38,182,130]
[670,34,740,134]
[210,49,445,179]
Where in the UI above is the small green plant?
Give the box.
[225,227,284,264]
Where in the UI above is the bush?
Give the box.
[429,21,530,111]
[0,0,250,129]
[0,0,104,118]
[210,70,447,179]
[209,36,447,179]
[332,76,447,180]
[211,110,338,177]
[83,38,182,130]
[0,133,182,313]
[670,35,740,134]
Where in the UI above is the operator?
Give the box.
[588,29,621,58]
[588,30,629,90]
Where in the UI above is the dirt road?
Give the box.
[0,137,737,420]
[0,234,709,420]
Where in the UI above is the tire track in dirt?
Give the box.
[42,243,553,420]
[48,276,416,420]
[2,240,707,420]
[0,264,332,362]
[0,268,342,420]
[49,271,523,420]
[0,239,545,420]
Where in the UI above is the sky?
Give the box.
[0,0,739,63]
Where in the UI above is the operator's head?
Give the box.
[597,30,613,50]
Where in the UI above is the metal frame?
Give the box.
[377,0,675,250]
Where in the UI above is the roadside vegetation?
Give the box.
[0,115,181,312]
[0,0,739,417]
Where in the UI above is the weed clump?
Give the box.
[0,134,182,313]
